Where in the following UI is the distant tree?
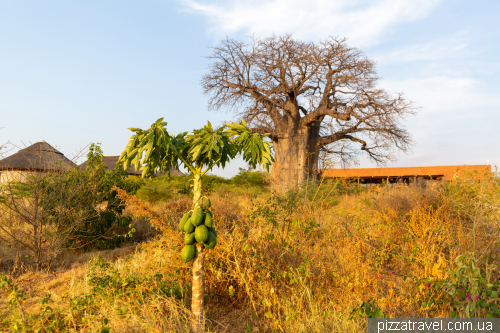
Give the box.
[202,35,417,191]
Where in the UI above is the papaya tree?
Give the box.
[118,118,273,332]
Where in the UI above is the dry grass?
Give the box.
[1,172,500,332]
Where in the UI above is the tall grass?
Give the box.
[1,170,499,332]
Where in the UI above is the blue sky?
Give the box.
[1,0,498,176]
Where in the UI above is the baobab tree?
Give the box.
[202,35,416,190]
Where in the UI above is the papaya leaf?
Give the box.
[121,118,274,177]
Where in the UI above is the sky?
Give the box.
[0,0,499,177]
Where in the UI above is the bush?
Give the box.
[0,143,145,269]
[135,169,269,204]
[230,169,267,187]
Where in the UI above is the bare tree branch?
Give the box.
[202,35,417,187]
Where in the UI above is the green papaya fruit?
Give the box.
[184,232,196,245]
[191,207,204,226]
[184,219,195,233]
[205,198,211,208]
[194,225,209,243]
[179,213,190,232]
[208,226,217,237]
[204,231,217,249]
[181,245,196,263]
[204,210,213,227]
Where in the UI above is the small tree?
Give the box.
[119,118,273,332]
[0,144,142,269]
[0,166,95,270]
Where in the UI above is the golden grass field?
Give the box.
[1,171,499,332]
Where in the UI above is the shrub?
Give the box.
[135,169,269,204]
[2,173,500,332]
[0,143,145,269]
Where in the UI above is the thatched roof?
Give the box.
[0,140,76,172]
[79,155,184,177]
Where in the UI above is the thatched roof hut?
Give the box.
[79,155,184,176]
[0,140,75,172]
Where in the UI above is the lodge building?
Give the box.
[320,165,492,186]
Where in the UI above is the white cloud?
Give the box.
[374,34,470,64]
[380,76,499,115]
[376,75,500,168]
[180,0,442,46]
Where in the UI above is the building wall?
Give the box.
[0,170,38,185]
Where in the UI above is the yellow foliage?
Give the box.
[2,174,500,331]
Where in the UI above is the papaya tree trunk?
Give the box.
[192,171,203,208]
[191,172,205,332]
[192,243,205,332]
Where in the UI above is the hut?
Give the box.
[0,140,75,185]
[79,155,184,177]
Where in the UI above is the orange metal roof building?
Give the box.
[320,165,492,184]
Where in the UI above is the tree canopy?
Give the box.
[119,118,273,177]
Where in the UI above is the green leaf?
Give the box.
[120,119,273,178]
[142,142,154,162]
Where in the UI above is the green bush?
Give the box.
[67,144,145,250]
[414,253,500,318]
[135,169,269,203]
[231,169,266,186]
[0,143,146,269]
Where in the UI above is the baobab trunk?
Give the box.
[191,172,205,333]
[271,127,319,192]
